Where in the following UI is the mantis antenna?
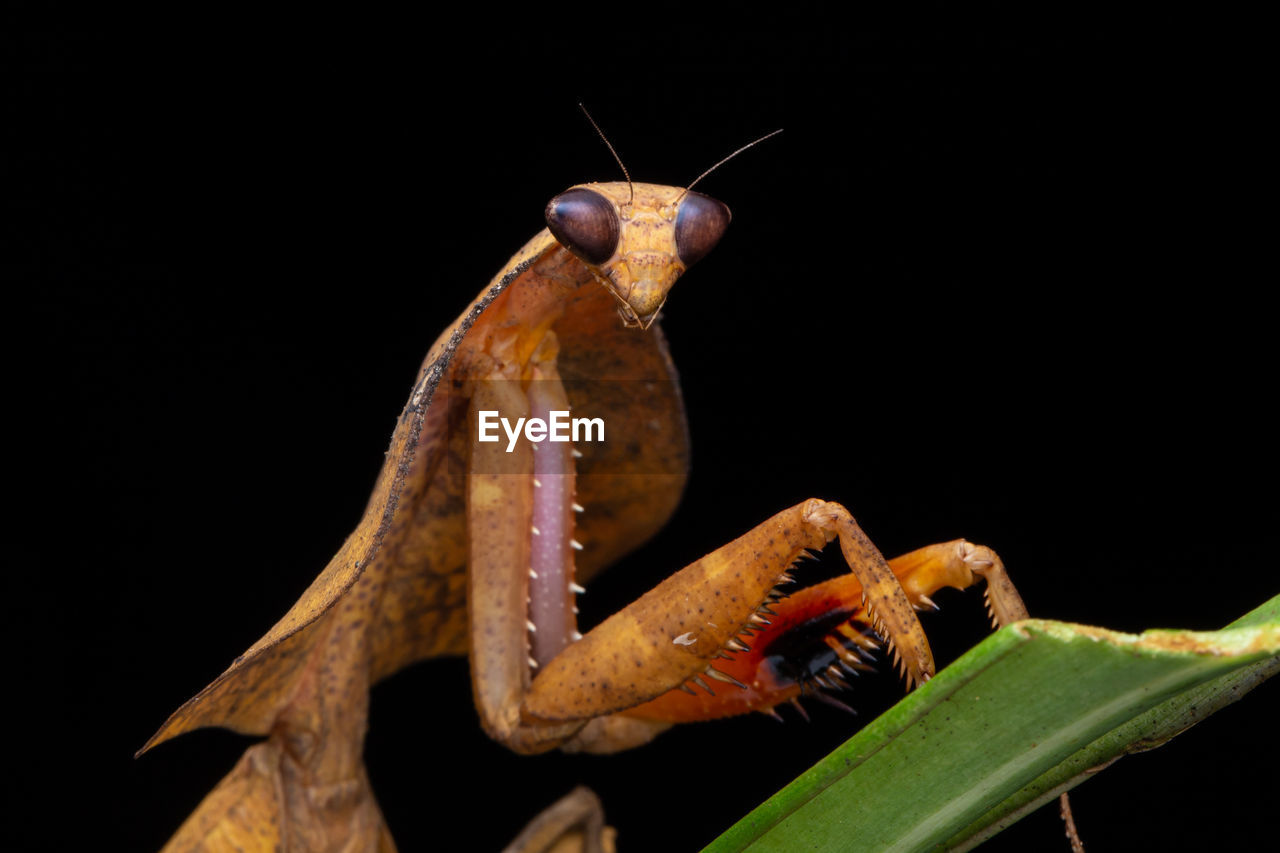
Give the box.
[679,128,784,202]
[578,102,634,205]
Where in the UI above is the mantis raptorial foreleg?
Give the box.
[461,331,939,752]
[520,500,934,732]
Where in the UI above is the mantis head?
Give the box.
[545,181,731,329]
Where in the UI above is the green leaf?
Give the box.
[704,594,1280,853]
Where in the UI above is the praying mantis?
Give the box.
[138,124,1089,851]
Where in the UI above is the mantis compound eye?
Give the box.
[545,188,620,266]
[675,191,731,267]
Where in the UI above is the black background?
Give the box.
[11,12,1277,852]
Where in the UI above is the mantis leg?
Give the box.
[465,337,932,753]
[466,348,588,755]
[591,537,1031,729]
[462,337,1032,759]
[501,787,614,853]
[520,500,936,741]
